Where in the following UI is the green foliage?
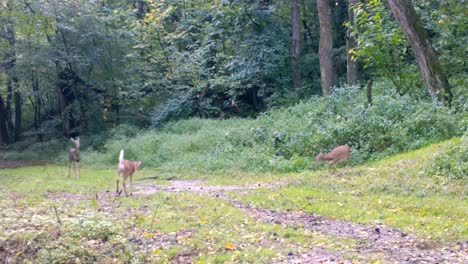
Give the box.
[352,0,422,95]
[78,81,465,173]
[415,0,468,82]
[151,94,194,127]
[3,81,464,174]
[425,137,467,180]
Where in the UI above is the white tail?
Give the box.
[68,137,81,178]
[118,149,125,170]
[315,144,351,167]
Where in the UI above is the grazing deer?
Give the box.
[68,137,81,178]
[117,149,142,197]
[315,144,351,169]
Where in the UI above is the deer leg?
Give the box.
[68,161,72,177]
[74,162,77,178]
[123,177,129,197]
[116,172,120,195]
[130,175,133,196]
[76,162,80,179]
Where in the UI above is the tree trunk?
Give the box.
[291,0,301,93]
[346,0,358,86]
[6,81,15,141]
[386,0,451,105]
[317,0,334,96]
[14,88,21,141]
[0,95,10,144]
[2,0,19,142]
[135,0,147,20]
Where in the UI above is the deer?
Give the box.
[68,137,81,179]
[117,149,142,197]
[315,144,351,169]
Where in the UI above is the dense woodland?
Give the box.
[0,0,466,145]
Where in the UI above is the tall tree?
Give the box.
[1,0,21,142]
[346,0,358,85]
[317,0,334,96]
[291,0,301,93]
[386,0,452,104]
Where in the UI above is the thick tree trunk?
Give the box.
[386,0,451,105]
[346,0,358,86]
[317,0,334,96]
[291,0,301,93]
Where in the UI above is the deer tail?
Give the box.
[119,149,124,164]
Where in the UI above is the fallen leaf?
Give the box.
[225,243,236,250]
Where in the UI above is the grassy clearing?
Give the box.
[235,138,467,242]
[0,165,367,263]
[0,137,466,261]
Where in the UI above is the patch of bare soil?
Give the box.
[133,180,468,263]
[0,160,45,169]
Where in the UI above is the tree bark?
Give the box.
[317,0,334,96]
[386,0,451,105]
[6,81,14,140]
[346,0,358,86]
[0,95,10,144]
[291,0,301,93]
[2,0,21,142]
[14,88,21,141]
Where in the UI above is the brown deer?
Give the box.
[315,144,351,169]
[117,149,142,197]
[68,137,81,178]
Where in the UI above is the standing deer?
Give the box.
[315,144,351,169]
[117,149,142,197]
[68,137,81,178]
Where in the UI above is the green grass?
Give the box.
[0,165,158,196]
[0,138,466,262]
[234,139,467,242]
[0,164,367,262]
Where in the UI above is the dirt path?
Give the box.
[133,180,468,264]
